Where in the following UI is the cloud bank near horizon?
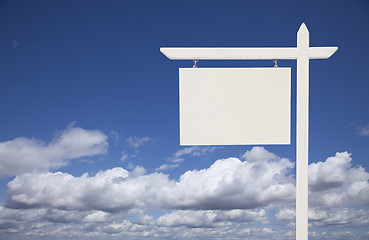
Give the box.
[0,127,368,239]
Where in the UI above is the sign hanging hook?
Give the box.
[193,59,199,68]
[273,59,279,68]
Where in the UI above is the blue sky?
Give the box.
[0,0,368,239]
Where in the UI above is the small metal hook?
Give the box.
[273,59,278,68]
[193,59,199,68]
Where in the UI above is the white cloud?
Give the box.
[120,151,129,162]
[120,150,139,163]
[0,127,108,178]
[155,163,180,171]
[311,208,369,227]
[5,147,369,214]
[174,146,219,158]
[126,136,152,148]
[0,206,143,237]
[162,149,295,210]
[162,146,219,170]
[2,147,369,239]
[0,205,367,240]
[275,207,369,226]
[356,123,369,136]
[241,146,280,162]
[309,152,351,192]
[6,147,295,212]
[275,208,295,221]
[157,209,268,228]
[6,166,169,212]
[309,151,369,207]
[157,210,230,228]
[170,157,184,163]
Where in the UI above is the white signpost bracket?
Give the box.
[160,23,337,240]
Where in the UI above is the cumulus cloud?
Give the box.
[241,146,280,162]
[276,207,369,228]
[7,166,171,212]
[126,136,153,148]
[310,208,369,227]
[0,206,144,238]
[309,151,369,207]
[157,209,268,228]
[162,150,295,210]
[274,151,369,233]
[6,147,295,212]
[0,127,108,178]
[309,152,351,192]
[5,147,369,213]
[275,208,295,221]
[2,147,369,239]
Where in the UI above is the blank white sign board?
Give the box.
[180,68,291,145]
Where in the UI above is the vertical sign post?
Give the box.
[296,24,309,240]
[160,23,337,240]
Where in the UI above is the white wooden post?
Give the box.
[296,23,309,240]
[160,23,337,240]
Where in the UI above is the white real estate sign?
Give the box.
[162,23,337,240]
[179,68,291,146]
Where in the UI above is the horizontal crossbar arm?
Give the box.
[160,47,338,60]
